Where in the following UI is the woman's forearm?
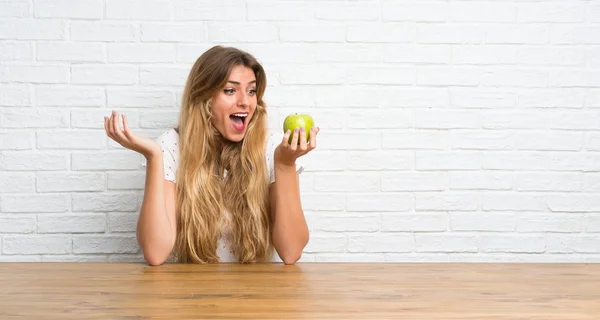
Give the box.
[137,153,174,265]
[271,162,309,264]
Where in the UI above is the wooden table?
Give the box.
[0,263,598,319]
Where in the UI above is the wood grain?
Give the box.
[0,263,599,319]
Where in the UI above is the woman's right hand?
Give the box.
[104,110,161,159]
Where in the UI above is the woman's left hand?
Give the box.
[275,126,320,166]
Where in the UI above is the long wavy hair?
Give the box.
[173,45,273,264]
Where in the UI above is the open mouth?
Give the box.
[229,113,248,132]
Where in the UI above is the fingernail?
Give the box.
[301,127,305,132]
[294,128,299,133]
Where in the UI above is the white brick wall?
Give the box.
[1,0,599,263]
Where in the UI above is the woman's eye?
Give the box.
[248,89,257,95]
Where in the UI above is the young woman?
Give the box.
[104,46,319,266]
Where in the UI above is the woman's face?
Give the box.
[210,65,258,143]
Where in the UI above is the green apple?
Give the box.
[283,113,314,144]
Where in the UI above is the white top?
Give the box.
[143,128,304,263]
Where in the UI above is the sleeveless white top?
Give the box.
[143,129,304,263]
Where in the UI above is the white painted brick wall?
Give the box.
[1,0,599,263]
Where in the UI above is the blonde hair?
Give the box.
[173,45,273,263]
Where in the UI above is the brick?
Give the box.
[105,0,172,20]
[108,212,138,232]
[481,112,548,129]
[482,194,546,211]
[451,131,514,150]
[314,173,379,192]
[384,44,450,63]
[583,215,600,232]
[0,151,68,171]
[314,213,380,232]
[417,24,485,44]
[518,88,585,109]
[415,193,479,211]
[279,23,346,42]
[449,2,516,22]
[1,107,69,128]
[0,0,30,18]
[517,47,585,66]
[72,235,139,254]
[417,67,480,86]
[72,193,138,212]
[452,46,517,64]
[34,0,102,19]
[450,88,517,109]
[449,172,513,190]
[548,195,600,212]
[2,235,71,254]
[71,65,137,85]
[72,152,142,170]
[382,172,446,192]
[383,131,448,150]
[347,109,412,129]
[72,110,139,129]
[383,1,448,22]
[346,66,414,85]
[551,70,600,88]
[415,109,479,129]
[0,132,33,150]
[142,23,204,42]
[515,132,583,151]
[303,233,347,253]
[551,26,600,44]
[546,235,600,253]
[415,234,479,253]
[38,214,106,233]
[347,23,414,43]
[0,19,65,40]
[0,173,35,193]
[347,151,413,171]
[481,235,545,253]
[481,69,549,88]
[302,194,345,211]
[139,67,189,86]
[37,42,105,62]
[247,2,313,21]
[0,65,68,84]
[208,23,276,43]
[315,44,383,62]
[416,152,481,170]
[485,25,548,44]
[70,22,136,42]
[35,86,105,107]
[315,86,379,107]
[0,84,30,106]
[107,89,175,108]
[451,213,516,232]
[518,3,585,23]
[518,213,582,233]
[108,44,176,63]
[37,172,105,192]
[317,1,379,20]
[0,215,36,233]
[347,194,413,212]
[382,213,448,232]
[348,234,413,253]
[318,132,380,150]
[381,88,449,108]
[0,194,69,213]
[174,0,245,21]
[0,41,33,60]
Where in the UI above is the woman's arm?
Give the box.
[137,152,177,266]
[104,111,176,266]
[270,126,319,265]
[270,164,309,265]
